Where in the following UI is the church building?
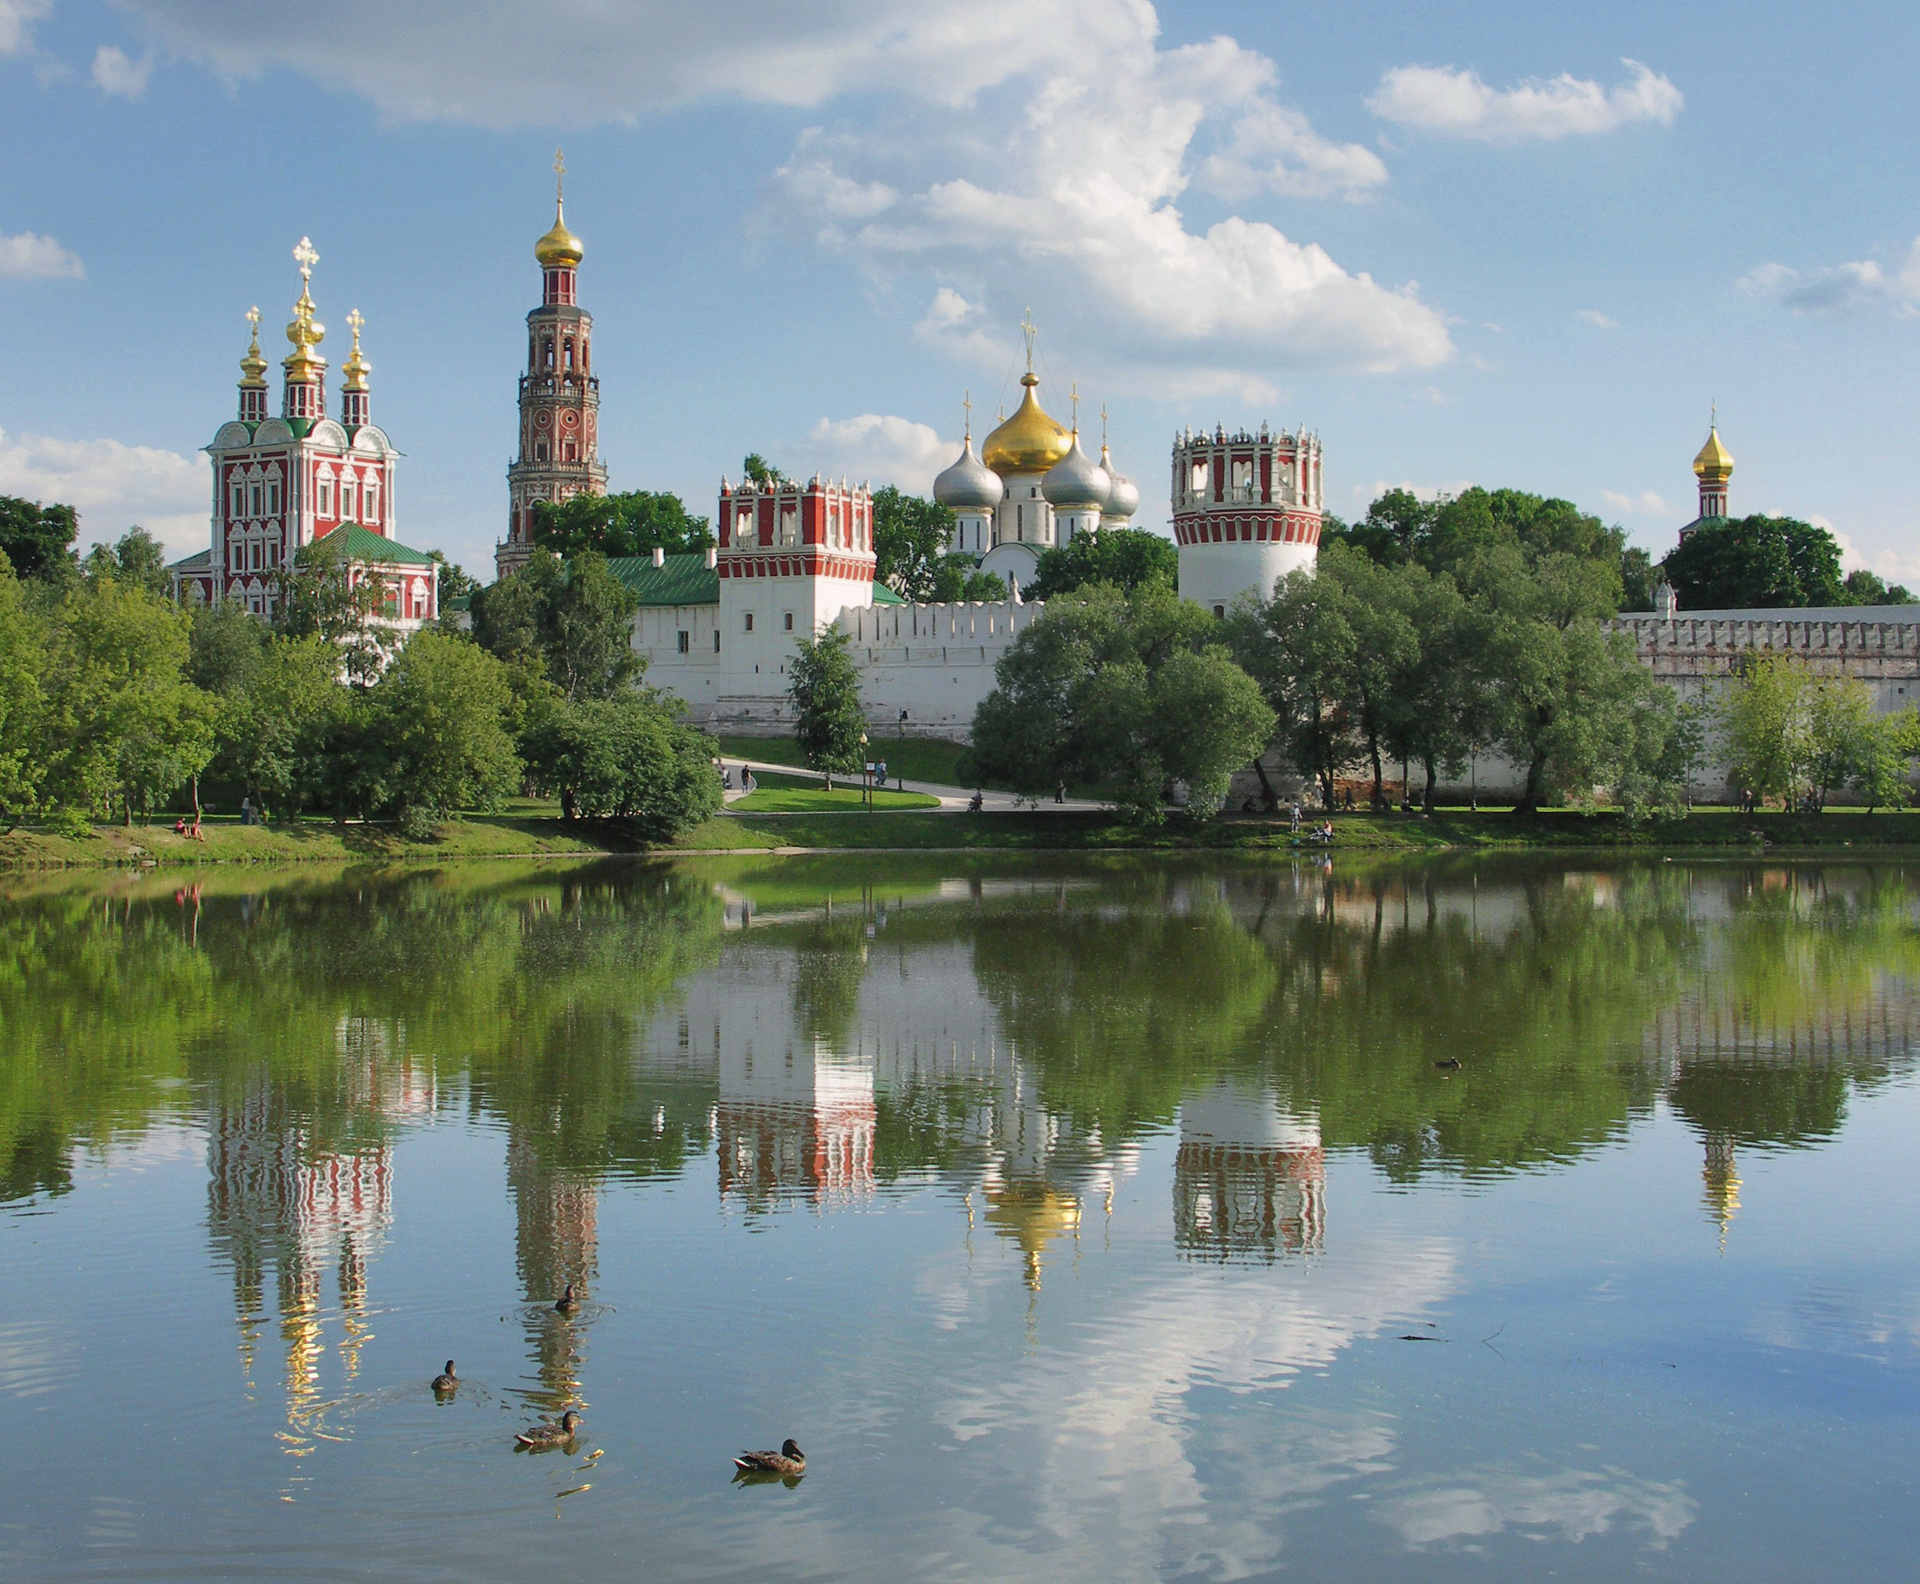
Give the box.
[169,238,438,630]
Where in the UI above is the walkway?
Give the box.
[717,757,1105,812]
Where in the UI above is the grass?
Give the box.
[730,777,941,813]
[717,733,973,787]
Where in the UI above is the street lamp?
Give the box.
[859,732,870,811]
[898,710,908,792]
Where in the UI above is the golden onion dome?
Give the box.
[535,201,584,269]
[239,311,268,387]
[342,309,370,392]
[982,373,1072,473]
[1693,425,1733,481]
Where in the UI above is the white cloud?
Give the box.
[0,0,50,56]
[1739,238,1920,317]
[1369,59,1682,142]
[913,286,1013,365]
[0,231,84,281]
[1603,489,1672,517]
[1351,478,1477,507]
[1379,1465,1697,1550]
[1576,308,1618,329]
[0,429,206,557]
[91,44,154,98]
[798,414,956,495]
[129,0,1450,383]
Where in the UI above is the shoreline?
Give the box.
[9,807,1920,870]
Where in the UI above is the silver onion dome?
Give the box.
[1042,433,1111,510]
[932,435,1002,511]
[1100,446,1140,521]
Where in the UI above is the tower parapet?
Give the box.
[1172,423,1323,616]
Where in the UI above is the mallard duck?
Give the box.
[733,1439,805,1476]
[554,1283,580,1314]
[1433,1056,1462,1071]
[515,1410,582,1449]
[431,1360,458,1393]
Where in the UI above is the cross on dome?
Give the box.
[292,236,318,282]
[346,308,364,338]
[554,146,565,202]
[1020,309,1038,373]
[246,305,261,334]
[963,389,972,440]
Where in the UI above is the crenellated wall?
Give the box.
[840,599,1046,738]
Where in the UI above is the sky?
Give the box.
[2,0,1918,583]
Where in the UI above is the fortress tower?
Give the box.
[498,151,607,578]
[1172,424,1323,617]
[1679,412,1733,541]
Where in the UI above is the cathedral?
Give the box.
[169,238,439,629]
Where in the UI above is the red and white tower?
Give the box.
[498,150,607,578]
[1680,412,1733,541]
[716,472,874,670]
[1172,423,1324,617]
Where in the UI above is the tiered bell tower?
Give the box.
[498,150,608,578]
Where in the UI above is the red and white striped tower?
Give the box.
[498,149,607,577]
[715,472,874,675]
[1172,423,1323,617]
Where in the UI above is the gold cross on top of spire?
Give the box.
[1020,308,1038,373]
[246,305,261,334]
[346,307,364,338]
[962,389,972,440]
[554,146,566,202]
[1069,380,1080,432]
[292,236,318,282]
[1101,402,1109,444]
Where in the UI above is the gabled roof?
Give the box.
[871,581,906,604]
[607,552,721,606]
[168,548,212,573]
[313,521,437,567]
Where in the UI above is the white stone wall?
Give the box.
[1179,539,1316,619]
[842,599,1047,738]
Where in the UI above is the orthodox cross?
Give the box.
[346,307,364,344]
[554,147,566,203]
[246,305,261,336]
[962,389,972,440]
[1069,380,1080,431]
[292,236,318,284]
[1101,402,1109,446]
[1020,309,1037,372]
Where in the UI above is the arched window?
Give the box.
[363,483,379,524]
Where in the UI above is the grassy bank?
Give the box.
[10,805,1920,869]
[717,733,971,786]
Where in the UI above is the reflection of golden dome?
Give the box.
[535,202,584,269]
[982,374,1071,473]
[1693,425,1733,482]
[983,1183,1080,1290]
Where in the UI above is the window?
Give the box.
[564,340,574,369]
[828,506,839,548]
[562,440,576,462]
[363,483,379,524]
[713,630,721,653]
[266,477,282,515]
[677,630,690,654]
[743,613,754,632]
[229,481,244,519]
[736,507,753,543]
[544,339,555,370]
[1213,605,1225,619]
[535,442,549,462]
[778,506,798,547]
[783,612,793,631]
[249,482,263,517]
[318,475,333,517]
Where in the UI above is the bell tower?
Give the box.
[498,149,608,578]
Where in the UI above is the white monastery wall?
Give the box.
[841,600,1045,738]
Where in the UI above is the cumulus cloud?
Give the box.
[91,44,154,98]
[1603,489,1671,517]
[799,414,956,495]
[1369,59,1682,142]
[0,231,84,280]
[1576,308,1618,329]
[1739,238,1920,317]
[1379,1465,1698,1550]
[126,0,1449,382]
[0,0,50,56]
[0,429,205,556]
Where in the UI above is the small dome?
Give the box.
[1693,424,1733,482]
[933,435,1001,510]
[1100,444,1140,521]
[1043,432,1111,510]
[983,373,1072,473]
[535,201,584,269]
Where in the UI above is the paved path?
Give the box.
[718,757,1105,812]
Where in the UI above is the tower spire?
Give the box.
[341,308,371,431]
[1020,309,1037,376]
[238,305,268,423]
[963,390,972,443]
[1069,380,1080,436]
[281,237,326,426]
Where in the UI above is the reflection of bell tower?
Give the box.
[716,1041,875,1211]
[1173,1080,1325,1261]
[1703,1133,1741,1251]
[507,1135,599,1408]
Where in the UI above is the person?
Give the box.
[240,795,254,827]
[968,790,984,813]
[189,814,205,842]
[1056,780,1066,804]
[875,759,887,787]
[173,816,186,835]
[743,769,756,794]
[1289,802,1301,834]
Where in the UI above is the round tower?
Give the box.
[1172,423,1323,617]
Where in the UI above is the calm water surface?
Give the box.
[3,854,1918,1581]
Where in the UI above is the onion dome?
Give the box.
[933,435,1002,510]
[282,289,325,380]
[535,200,584,269]
[341,308,370,391]
[1043,432,1111,510]
[983,373,1072,473]
[1099,442,1140,520]
[1693,424,1733,482]
[239,307,268,387]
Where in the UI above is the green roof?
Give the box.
[168,549,212,572]
[314,522,437,567]
[605,552,904,611]
[871,581,906,604]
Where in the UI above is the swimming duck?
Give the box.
[733,1439,805,1476]
[431,1360,458,1393]
[1433,1056,1462,1071]
[554,1283,580,1314]
[515,1410,582,1449]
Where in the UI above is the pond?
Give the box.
[2,854,1917,1581]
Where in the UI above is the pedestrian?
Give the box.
[1056,780,1066,804]
[240,795,254,827]
[1289,801,1301,833]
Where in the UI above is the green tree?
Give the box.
[523,692,720,834]
[870,486,958,600]
[187,596,270,698]
[217,635,352,820]
[1226,562,1361,809]
[741,453,788,488]
[1806,675,1877,809]
[363,631,521,835]
[0,496,78,582]
[1841,567,1917,606]
[471,548,641,700]
[81,526,170,596]
[1848,707,1919,812]
[0,562,48,825]
[530,490,714,559]
[1619,546,1657,612]
[1662,515,1846,609]
[971,580,1273,822]
[929,555,1009,603]
[428,550,482,604]
[1379,562,1492,808]
[1720,655,1810,805]
[788,624,867,789]
[1027,528,1180,601]
[273,535,386,683]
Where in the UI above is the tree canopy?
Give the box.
[1027,528,1180,601]
[787,624,867,789]
[1660,515,1845,609]
[0,496,78,583]
[530,489,714,559]
[471,547,642,700]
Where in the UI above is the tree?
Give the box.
[1849,707,1919,812]
[1661,515,1846,609]
[522,692,721,835]
[82,527,170,596]
[0,496,78,582]
[428,550,482,604]
[529,490,714,559]
[471,548,641,700]
[971,580,1273,822]
[930,556,1008,603]
[1379,562,1492,808]
[1841,567,1917,606]
[273,535,386,683]
[741,453,788,488]
[870,486,958,600]
[187,597,270,698]
[788,624,867,789]
[0,562,47,825]
[1720,655,1810,805]
[1226,563,1361,809]
[213,635,352,821]
[1027,529,1179,601]
[1806,676,1876,810]
[362,632,521,835]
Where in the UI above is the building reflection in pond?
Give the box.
[1174,1079,1324,1263]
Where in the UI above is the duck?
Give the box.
[733,1439,805,1476]
[554,1283,580,1314]
[1433,1056,1462,1070]
[515,1410,583,1450]
[431,1360,458,1393]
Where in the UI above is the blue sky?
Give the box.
[2,0,1917,584]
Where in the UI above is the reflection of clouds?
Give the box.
[1380,1464,1697,1550]
[1748,1282,1920,1363]
[0,1318,77,1400]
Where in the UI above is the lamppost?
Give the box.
[898,710,908,792]
[859,732,870,811]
